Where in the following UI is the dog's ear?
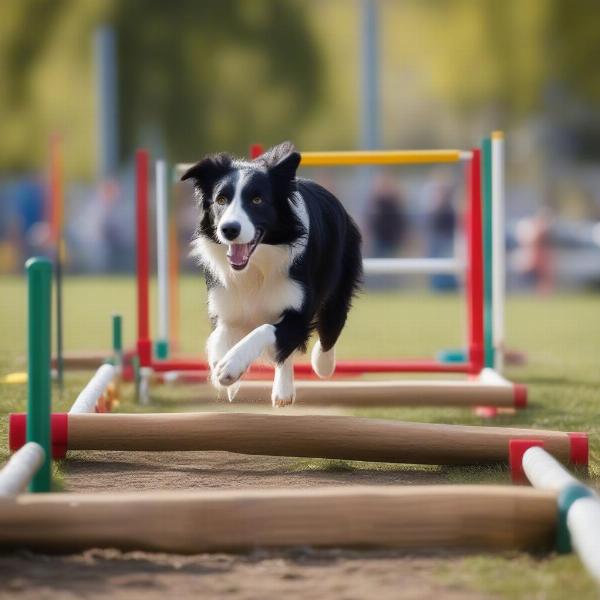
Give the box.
[264,141,301,185]
[181,153,232,187]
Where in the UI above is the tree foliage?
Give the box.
[0,0,322,177]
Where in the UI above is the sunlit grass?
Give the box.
[1,274,599,596]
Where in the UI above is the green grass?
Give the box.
[1,274,600,597]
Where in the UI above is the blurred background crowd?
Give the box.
[2,0,600,292]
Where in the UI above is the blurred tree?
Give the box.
[0,0,322,177]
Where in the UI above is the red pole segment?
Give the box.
[150,358,472,375]
[467,149,484,374]
[250,144,264,159]
[136,149,152,367]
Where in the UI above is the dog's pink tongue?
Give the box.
[227,244,251,266]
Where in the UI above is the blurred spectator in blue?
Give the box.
[366,175,407,258]
[424,170,458,291]
[0,176,48,270]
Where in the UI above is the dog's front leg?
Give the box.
[272,355,295,407]
[207,324,243,401]
[215,324,276,387]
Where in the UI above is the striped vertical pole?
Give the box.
[25,257,52,492]
[136,150,152,368]
[466,150,484,374]
[491,131,506,372]
[155,160,169,359]
[481,137,494,368]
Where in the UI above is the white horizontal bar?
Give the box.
[363,258,463,275]
[523,446,580,493]
[0,443,45,497]
[477,368,512,387]
[568,497,600,582]
[70,364,116,414]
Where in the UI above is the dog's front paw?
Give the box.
[271,378,296,408]
[216,349,250,386]
[272,392,295,408]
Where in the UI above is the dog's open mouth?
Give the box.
[226,229,264,271]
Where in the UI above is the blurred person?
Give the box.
[12,175,46,260]
[102,178,134,272]
[0,218,23,273]
[424,169,458,291]
[366,174,407,258]
[513,208,555,295]
[67,182,110,272]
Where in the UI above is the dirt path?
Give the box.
[0,448,500,599]
[64,449,449,491]
[1,399,501,600]
[0,549,494,600]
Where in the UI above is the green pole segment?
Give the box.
[132,355,141,402]
[112,313,123,366]
[155,340,169,360]
[481,137,494,368]
[26,257,53,493]
[556,484,596,553]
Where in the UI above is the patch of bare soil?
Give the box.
[1,419,491,599]
[0,549,493,600]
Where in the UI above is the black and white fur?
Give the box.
[182,142,362,406]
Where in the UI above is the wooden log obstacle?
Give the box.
[9,412,588,466]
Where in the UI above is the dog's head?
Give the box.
[182,141,303,271]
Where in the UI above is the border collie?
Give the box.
[182,142,362,406]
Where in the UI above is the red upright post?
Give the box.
[136,149,152,367]
[467,149,484,374]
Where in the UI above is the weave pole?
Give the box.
[155,159,169,359]
[49,134,64,388]
[25,258,53,492]
[491,131,506,371]
[466,148,485,374]
[136,149,151,369]
[482,137,494,368]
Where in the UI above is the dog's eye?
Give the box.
[251,197,262,205]
[215,196,228,206]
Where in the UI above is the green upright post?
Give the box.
[26,257,53,492]
[112,313,123,367]
[481,137,494,368]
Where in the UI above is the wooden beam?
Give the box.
[194,379,525,408]
[0,486,556,554]
[63,413,577,465]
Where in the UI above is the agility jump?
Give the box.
[130,136,520,405]
[3,257,598,583]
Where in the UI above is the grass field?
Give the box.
[1,274,599,598]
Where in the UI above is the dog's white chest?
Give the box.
[201,242,304,331]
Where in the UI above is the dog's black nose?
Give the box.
[220,221,241,241]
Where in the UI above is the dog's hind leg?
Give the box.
[272,354,295,407]
[311,339,336,379]
[312,236,362,378]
